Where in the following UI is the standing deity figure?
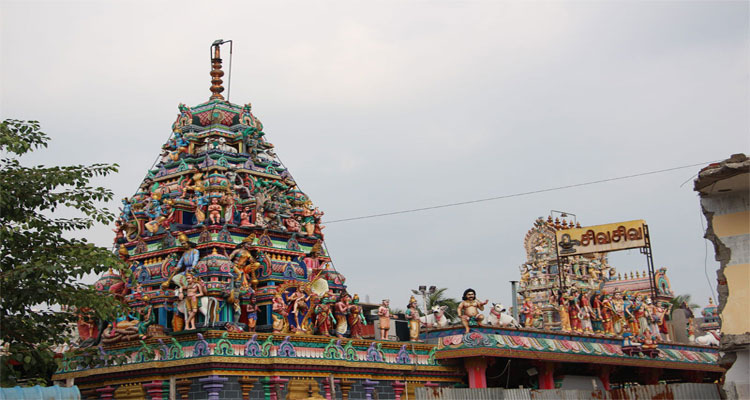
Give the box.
[521,297,535,328]
[556,293,571,332]
[195,194,208,224]
[207,197,223,225]
[457,288,488,334]
[334,293,350,338]
[272,289,289,333]
[303,242,325,279]
[245,288,257,332]
[229,235,259,289]
[635,295,649,335]
[406,296,421,341]
[591,292,604,334]
[623,293,639,335]
[647,297,661,340]
[612,290,625,335]
[348,294,366,339]
[568,290,582,333]
[601,292,615,335]
[300,201,317,236]
[288,289,310,334]
[179,274,206,331]
[378,299,394,340]
[314,296,334,336]
[580,290,594,334]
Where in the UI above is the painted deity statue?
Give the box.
[334,293,350,338]
[580,290,594,334]
[406,296,421,341]
[623,293,639,335]
[601,292,615,335]
[635,295,650,335]
[347,294,366,339]
[207,197,223,225]
[612,290,625,335]
[240,206,253,227]
[590,292,603,334]
[378,299,393,340]
[457,288,488,334]
[245,288,257,332]
[179,274,206,331]
[314,296,334,336]
[288,289,310,334]
[228,235,259,289]
[557,293,571,332]
[521,297,535,328]
[272,289,289,333]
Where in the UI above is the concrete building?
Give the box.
[694,153,750,399]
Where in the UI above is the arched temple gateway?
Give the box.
[53,43,722,398]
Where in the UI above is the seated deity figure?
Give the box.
[457,288,488,334]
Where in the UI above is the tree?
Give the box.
[0,120,127,386]
[669,293,700,318]
[425,288,461,322]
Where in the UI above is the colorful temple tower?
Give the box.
[55,43,461,399]
[517,216,675,335]
[100,42,346,338]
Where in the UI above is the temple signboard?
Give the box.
[556,220,647,256]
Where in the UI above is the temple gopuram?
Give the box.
[53,42,461,400]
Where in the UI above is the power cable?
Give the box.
[325,160,718,224]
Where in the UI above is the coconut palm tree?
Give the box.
[425,288,461,322]
[669,293,700,317]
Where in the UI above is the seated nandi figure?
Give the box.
[691,331,720,347]
[419,305,450,328]
[487,303,520,328]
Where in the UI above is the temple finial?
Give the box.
[210,40,225,100]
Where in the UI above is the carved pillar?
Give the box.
[96,385,116,399]
[199,375,228,400]
[80,388,97,400]
[535,361,556,390]
[239,376,258,400]
[267,376,288,400]
[598,365,613,390]
[391,380,406,400]
[464,357,489,388]
[176,379,191,400]
[321,377,340,400]
[143,381,161,400]
[362,379,378,400]
[339,379,354,400]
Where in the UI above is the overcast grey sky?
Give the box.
[2,1,748,311]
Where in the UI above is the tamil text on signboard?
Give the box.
[556,220,647,256]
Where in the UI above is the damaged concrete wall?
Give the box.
[694,153,750,400]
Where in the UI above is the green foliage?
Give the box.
[669,293,700,317]
[0,120,128,386]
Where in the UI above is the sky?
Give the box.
[2,1,748,312]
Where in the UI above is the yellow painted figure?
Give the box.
[406,296,421,341]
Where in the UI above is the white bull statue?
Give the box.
[419,305,449,328]
[691,331,720,347]
[487,303,520,328]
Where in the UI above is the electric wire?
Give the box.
[325,160,718,224]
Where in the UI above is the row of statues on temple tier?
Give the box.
[517,288,672,340]
[113,168,325,242]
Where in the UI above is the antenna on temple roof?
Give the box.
[209,39,233,101]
